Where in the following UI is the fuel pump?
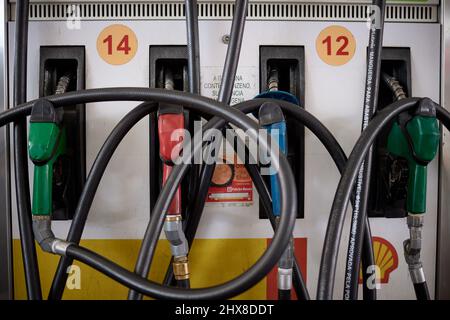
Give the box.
[386,98,440,299]
[3,0,449,302]
[255,69,300,300]
[259,101,294,300]
[158,68,190,288]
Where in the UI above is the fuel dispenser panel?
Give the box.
[6,2,442,301]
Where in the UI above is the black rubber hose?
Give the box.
[437,104,450,129]
[344,0,385,301]
[160,0,249,292]
[318,97,420,300]
[3,92,434,300]
[0,90,363,301]
[184,0,201,223]
[229,98,376,301]
[67,93,394,300]
[4,87,294,299]
[185,0,201,95]
[48,102,157,300]
[245,168,309,300]
[177,279,191,289]
[13,0,42,300]
[186,0,249,240]
[184,0,202,256]
[217,0,248,104]
[413,282,431,300]
[63,93,296,299]
[278,289,291,300]
[361,217,376,299]
[163,95,378,301]
[228,130,310,300]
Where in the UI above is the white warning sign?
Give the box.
[201,66,258,105]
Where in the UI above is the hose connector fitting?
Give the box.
[32,215,55,253]
[278,237,294,270]
[32,215,71,255]
[164,215,189,258]
[278,267,293,291]
[407,214,424,253]
[173,256,190,281]
[275,216,294,291]
[404,214,426,284]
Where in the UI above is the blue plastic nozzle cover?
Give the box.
[259,102,287,217]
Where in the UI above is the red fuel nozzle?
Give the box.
[158,111,185,215]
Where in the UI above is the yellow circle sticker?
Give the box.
[97,24,138,65]
[316,25,356,66]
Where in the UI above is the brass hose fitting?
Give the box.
[173,256,190,280]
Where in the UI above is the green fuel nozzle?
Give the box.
[387,98,440,215]
[28,99,66,216]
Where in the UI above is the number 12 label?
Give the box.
[316,25,356,66]
[97,24,138,65]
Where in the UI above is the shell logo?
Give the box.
[359,236,399,284]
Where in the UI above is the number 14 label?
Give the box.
[316,25,356,66]
[97,24,138,65]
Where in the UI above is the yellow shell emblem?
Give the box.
[359,236,399,284]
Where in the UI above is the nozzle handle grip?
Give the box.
[266,121,287,217]
[407,163,427,214]
[32,163,54,216]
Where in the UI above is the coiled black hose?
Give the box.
[344,0,386,301]
[2,90,447,300]
[184,0,202,248]
[0,89,373,300]
[0,87,294,300]
[47,94,357,301]
[78,91,295,299]
[13,0,42,300]
[185,0,201,95]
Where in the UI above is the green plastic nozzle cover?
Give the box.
[387,99,440,214]
[28,99,65,216]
